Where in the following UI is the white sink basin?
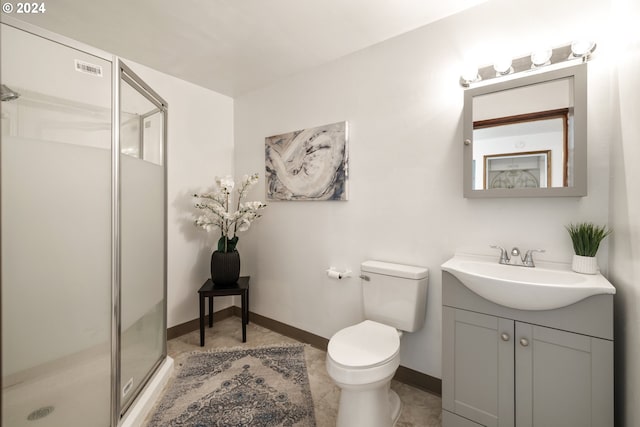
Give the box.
[441,255,616,310]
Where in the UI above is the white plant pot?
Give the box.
[571,254,599,275]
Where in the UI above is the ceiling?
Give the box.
[13,0,487,97]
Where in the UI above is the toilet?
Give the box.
[326,260,429,427]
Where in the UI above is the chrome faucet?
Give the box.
[490,245,545,267]
[490,245,510,264]
[522,249,545,267]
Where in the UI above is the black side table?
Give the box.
[198,276,250,346]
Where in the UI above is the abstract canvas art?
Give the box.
[265,121,348,201]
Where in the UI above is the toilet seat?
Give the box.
[328,320,400,369]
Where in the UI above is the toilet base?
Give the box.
[389,389,402,425]
[335,380,402,427]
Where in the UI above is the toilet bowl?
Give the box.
[327,320,403,427]
[326,261,429,427]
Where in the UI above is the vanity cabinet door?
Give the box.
[443,307,515,427]
[515,322,613,427]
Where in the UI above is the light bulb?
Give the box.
[493,58,513,75]
[460,64,480,86]
[571,40,596,57]
[531,48,552,67]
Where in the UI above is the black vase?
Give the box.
[211,250,240,287]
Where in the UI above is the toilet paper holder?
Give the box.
[326,267,352,280]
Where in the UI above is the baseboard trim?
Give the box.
[167,306,234,340]
[169,307,441,396]
[232,307,330,351]
[395,364,442,396]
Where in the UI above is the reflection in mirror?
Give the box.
[474,108,569,189]
[463,64,587,198]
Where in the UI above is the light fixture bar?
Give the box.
[460,42,595,87]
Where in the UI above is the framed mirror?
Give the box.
[463,63,587,198]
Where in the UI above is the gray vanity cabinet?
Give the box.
[514,322,612,427]
[442,308,514,427]
[442,271,614,427]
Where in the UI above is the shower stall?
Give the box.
[1,18,170,426]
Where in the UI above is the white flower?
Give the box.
[240,201,260,211]
[237,218,251,232]
[194,173,267,249]
[237,173,259,198]
[216,175,235,193]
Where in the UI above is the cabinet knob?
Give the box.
[464,139,471,146]
[501,332,510,341]
[520,338,529,347]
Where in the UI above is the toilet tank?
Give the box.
[361,260,429,332]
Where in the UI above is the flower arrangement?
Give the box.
[566,222,611,257]
[194,173,266,253]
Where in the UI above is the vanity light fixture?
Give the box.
[460,41,596,87]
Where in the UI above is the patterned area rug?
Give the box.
[146,344,316,427]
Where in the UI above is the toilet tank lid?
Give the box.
[361,260,428,280]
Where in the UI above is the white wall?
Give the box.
[608,0,640,425]
[234,0,614,380]
[123,61,235,328]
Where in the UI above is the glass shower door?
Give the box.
[117,61,167,415]
[1,23,112,426]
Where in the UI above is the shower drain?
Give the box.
[27,406,54,421]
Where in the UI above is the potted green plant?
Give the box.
[566,222,611,274]
[194,173,266,286]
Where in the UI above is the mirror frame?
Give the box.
[463,63,587,198]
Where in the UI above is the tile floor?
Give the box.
[166,316,442,427]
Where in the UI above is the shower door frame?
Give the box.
[113,57,169,420]
[0,16,168,427]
